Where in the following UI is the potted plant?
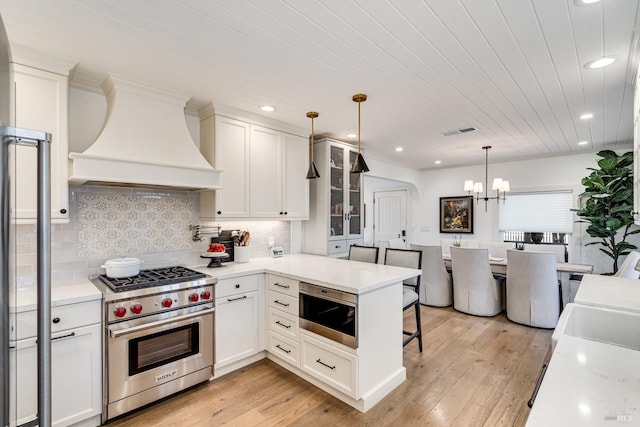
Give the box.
[574,150,639,274]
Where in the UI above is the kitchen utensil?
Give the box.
[101,257,143,278]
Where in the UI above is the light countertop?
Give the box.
[574,274,640,313]
[12,279,102,313]
[192,254,421,295]
[526,335,640,426]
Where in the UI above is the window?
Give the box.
[499,191,573,234]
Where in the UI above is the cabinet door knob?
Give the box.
[284,212,288,215]
[279,211,283,215]
[217,210,222,215]
[52,317,60,324]
[235,284,240,288]
[60,209,67,214]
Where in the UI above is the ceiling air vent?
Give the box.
[443,126,477,136]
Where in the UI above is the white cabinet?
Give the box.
[300,332,357,398]
[9,299,102,427]
[303,139,364,255]
[200,116,308,220]
[10,63,69,223]
[214,274,262,369]
[266,274,301,367]
[201,116,250,219]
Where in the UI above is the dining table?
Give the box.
[442,254,594,308]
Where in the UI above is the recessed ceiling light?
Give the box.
[434,160,442,164]
[395,147,403,152]
[580,113,594,120]
[584,56,616,69]
[578,140,589,146]
[346,133,357,138]
[573,0,601,6]
[259,105,275,112]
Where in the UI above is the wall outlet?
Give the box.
[268,236,275,248]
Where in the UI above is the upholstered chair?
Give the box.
[410,244,452,307]
[348,245,379,264]
[478,241,515,259]
[523,244,566,263]
[614,250,640,279]
[384,248,423,351]
[450,247,501,316]
[506,249,560,328]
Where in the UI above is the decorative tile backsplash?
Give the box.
[76,191,196,258]
[15,185,294,290]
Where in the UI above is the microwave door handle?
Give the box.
[109,307,215,338]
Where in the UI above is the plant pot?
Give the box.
[101,257,143,278]
[531,233,544,244]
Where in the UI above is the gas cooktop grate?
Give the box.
[99,266,206,292]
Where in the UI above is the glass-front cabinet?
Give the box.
[329,146,362,239]
[304,139,364,256]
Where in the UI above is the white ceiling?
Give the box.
[1,0,639,170]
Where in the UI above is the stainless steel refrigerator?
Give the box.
[0,14,53,427]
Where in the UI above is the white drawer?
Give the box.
[301,333,357,398]
[268,307,299,340]
[216,274,259,298]
[12,299,101,340]
[327,240,347,254]
[267,275,298,297]
[268,291,298,317]
[269,331,299,367]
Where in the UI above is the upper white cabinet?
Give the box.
[201,116,250,218]
[10,63,69,223]
[303,139,364,256]
[200,115,308,220]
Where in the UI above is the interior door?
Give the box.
[373,190,407,247]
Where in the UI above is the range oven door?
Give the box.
[107,306,214,404]
[299,282,358,348]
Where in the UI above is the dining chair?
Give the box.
[384,248,423,351]
[410,244,452,307]
[478,241,514,259]
[348,245,379,264]
[387,238,407,249]
[614,250,640,279]
[523,244,566,263]
[450,247,502,316]
[506,249,560,328]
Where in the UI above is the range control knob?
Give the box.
[161,298,173,308]
[200,290,211,300]
[114,306,127,318]
[189,293,199,302]
[130,303,143,314]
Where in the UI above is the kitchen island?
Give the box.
[192,253,421,412]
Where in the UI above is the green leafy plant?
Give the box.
[574,150,639,274]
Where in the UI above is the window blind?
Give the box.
[498,191,573,233]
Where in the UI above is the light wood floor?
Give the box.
[109,305,552,427]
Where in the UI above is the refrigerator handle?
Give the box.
[1,126,52,427]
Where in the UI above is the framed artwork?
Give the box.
[440,196,474,234]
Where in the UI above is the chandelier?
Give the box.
[464,146,509,211]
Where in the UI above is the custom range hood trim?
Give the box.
[68,74,221,190]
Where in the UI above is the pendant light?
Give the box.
[464,146,509,211]
[351,94,370,173]
[305,111,320,179]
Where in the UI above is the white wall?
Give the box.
[411,151,638,273]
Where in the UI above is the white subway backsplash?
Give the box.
[15,185,292,291]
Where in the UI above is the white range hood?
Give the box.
[69,75,221,190]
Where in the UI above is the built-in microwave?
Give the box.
[299,282,358,348]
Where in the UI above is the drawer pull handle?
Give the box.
[274,300,289,307]
[52,332,76,341]
[228,296,248,302]
[275,320,291,329]
[275,344,291,354]
[274,282,290,289]
[316,358,336,370]
[527,364,548,408]
[52,317,60,324]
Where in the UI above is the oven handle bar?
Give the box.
[108,307,215,338]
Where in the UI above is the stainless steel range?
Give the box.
[91,266,216,422]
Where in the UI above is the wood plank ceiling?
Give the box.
[1,0,639,169]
